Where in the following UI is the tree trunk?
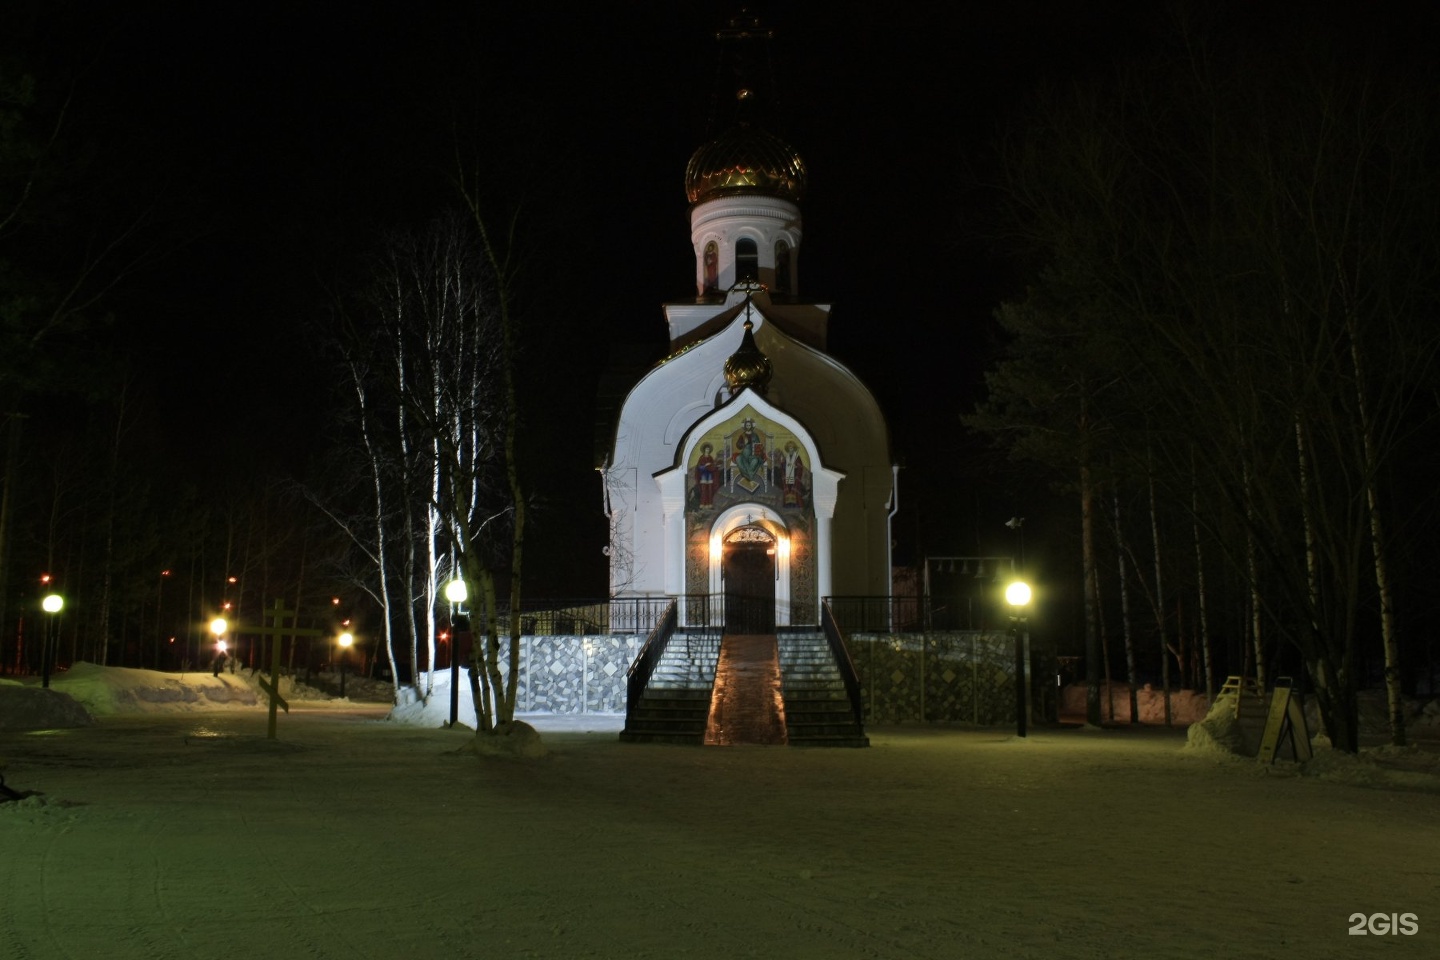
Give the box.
[0,411,23,675]
[1147,468,1172,726]
[1100,567,1116,721]
[479,567,505,732]
[1342,315,1405,747]
[1079,401,1102,727]
[1190,462,1214,702]
[1310,654,1360,752]
[1111,486,1140,724]
[353,372,401,705]
[1241,458,1266,691]
[458,181,528,729]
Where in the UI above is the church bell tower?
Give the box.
[602,15,895,626]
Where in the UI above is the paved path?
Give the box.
[704,634,787,745]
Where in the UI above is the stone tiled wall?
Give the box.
[495,635,643,714]
[846,631,1017,725]
[492,630,1017,723]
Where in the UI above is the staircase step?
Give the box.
[786,703,857,716]
[621,631,718,747]
[626,631,867,749]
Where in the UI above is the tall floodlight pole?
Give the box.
[41,593,63,688]
[1005,580,1032,738]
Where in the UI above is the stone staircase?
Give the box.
[619,632,720,745]
[777,633,869,747]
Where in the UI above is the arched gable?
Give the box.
[652,388,847,625]
[657,386,845,520]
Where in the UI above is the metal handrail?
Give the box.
[625,600,678,727]
[821,599,866,731]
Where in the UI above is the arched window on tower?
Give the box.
[703,241,719,294]
[736,238,759,284]
[774,239,792,295]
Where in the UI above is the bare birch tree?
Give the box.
[317,213,508,713]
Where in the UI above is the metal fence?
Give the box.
[465,595,998,637]
[453,596,1024,725]
[844,630,1019,725]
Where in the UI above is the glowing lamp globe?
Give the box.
[42,594,64,614]
[338,632,354,649]
[444,579,468,605]
[1005,581,1032,607]
[210,617,228,637]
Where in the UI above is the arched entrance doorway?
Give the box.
[723,525,776,634]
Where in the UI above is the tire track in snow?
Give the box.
[0,827,39,960]
[232,803,377,960]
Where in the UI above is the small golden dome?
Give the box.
[724,319,773,394]
[685,123,807,206]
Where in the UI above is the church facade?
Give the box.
[602,110,895,631]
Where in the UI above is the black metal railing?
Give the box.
[625,600,678,727]
[460,595,982,638]
[821,599,866,732]
[608,594,818,633]
[606,596,686,634]
[824,595,1020,634]
[465,599,615,636]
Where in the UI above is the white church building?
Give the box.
[601,95,896,634]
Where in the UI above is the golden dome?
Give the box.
[724,319,773,394]
[685,123,807,206]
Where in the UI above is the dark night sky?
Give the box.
[19,0,1424,595]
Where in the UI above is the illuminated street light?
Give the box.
[1006,580,1032,737]
[338,631,354,698]
[444,576,467,727]
[210,617,229,676]
[41,593,63,689]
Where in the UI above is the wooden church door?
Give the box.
[723,531,776,634]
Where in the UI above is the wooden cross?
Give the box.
[237,599,325,739]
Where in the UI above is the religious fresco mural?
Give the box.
[683,407,818,620]
[685,408,813,519]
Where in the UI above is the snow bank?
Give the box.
[1184,696,1247,757]
[1184,691,1440,792]
[1299,742,1440,791]
[46,662,262,715]
[1348,689,1440,735]
[2,664,622,733]
[0,680,93,730]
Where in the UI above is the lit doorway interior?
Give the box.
[723,526,776,634]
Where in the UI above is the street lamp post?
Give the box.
[337,632,354,698]
[155,569,171,670]
[1005,580,1032,738]
[41,593,63,688]
[210,617,228,676]
[444,577,468,727]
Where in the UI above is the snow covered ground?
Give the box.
[2,664,1438,959]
